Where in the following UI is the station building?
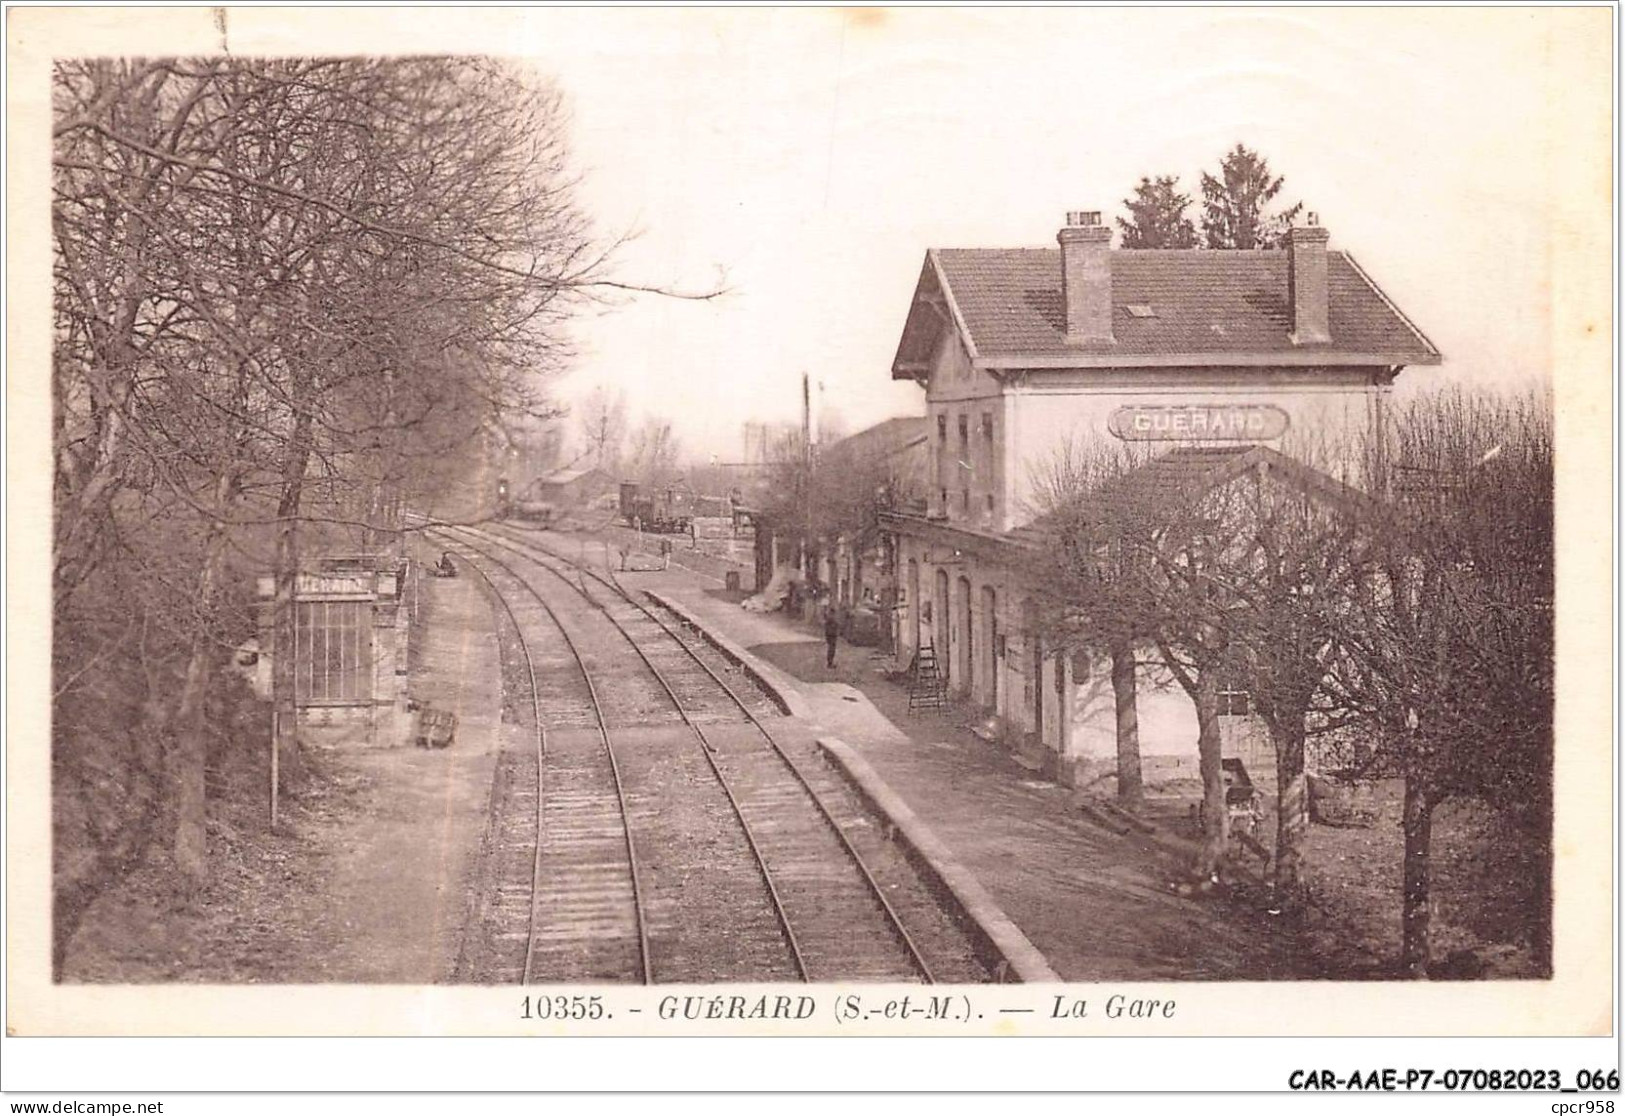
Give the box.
[881,211,1440,785]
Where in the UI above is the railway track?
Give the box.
[436,528,796,981]
[437,522,995,983]
[441,538,651,985]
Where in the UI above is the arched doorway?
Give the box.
[1023,597,1042,745]
[981,584,998,710]
[906,558,920,657]
[934,568,950,657]
[957,575,973,695]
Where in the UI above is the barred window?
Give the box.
[295,599,373,705]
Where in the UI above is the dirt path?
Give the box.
[313,570,503,982]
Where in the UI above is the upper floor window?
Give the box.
[981,411,994,440]
[937,414,947,442]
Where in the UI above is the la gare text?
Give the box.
[1049,994,1177,1020]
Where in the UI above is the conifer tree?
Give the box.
[1200,144,1304,249]
[1117,175,1198,249]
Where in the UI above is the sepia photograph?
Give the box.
[4,2,1615,1091]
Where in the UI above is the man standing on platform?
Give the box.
[824,604,841,669]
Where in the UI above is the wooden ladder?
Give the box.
[908,642,949,712]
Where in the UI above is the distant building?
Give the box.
[814,415,929,609]
[825,415,929,610]
[746,415,927,635]
[882,211,1440,783]
[521,463,616,509]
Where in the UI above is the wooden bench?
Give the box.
[416,707,458,749]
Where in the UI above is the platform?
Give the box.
[624,566,1312,981]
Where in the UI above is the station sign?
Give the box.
[1108,403,1289,442]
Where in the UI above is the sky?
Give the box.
[491,6,1607,462]
[26,6,1616,462]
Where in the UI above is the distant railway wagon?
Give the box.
[619,481,688,532]
[618,481,732,533]
[507,499,556,526]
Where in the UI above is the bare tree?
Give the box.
[1334,389,1553,975]
[1015,398,1552,966]
[577,385,628,476]
[626,415,683,487]
[1032,442,1369,881]
[1029,439,1160,806]
[1212,449,1385,915]
[50,55,636,957]
[1140,486,1249,879]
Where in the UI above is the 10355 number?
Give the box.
[521,994,606,1021]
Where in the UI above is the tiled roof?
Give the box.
[536,465,610,486]
[824,415,929,461]
[922,247,1439,363]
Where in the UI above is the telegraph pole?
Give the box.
[801,371,811,576]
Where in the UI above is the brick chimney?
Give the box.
[1058,210,1113,345]
[1287,214,1331,345]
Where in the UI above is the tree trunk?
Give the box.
[53,284,144,605]
[1271,719,1309,916]
[1401,779,1436,977]
[1194,670,1228,878]
[1110,638,1143,806]
[271,410,313,801]
[363,477,383,552]
[169,512,231,883]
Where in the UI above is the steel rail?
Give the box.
[477,522,937,984]
[444,526,811,982]
[425,527,652,986]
